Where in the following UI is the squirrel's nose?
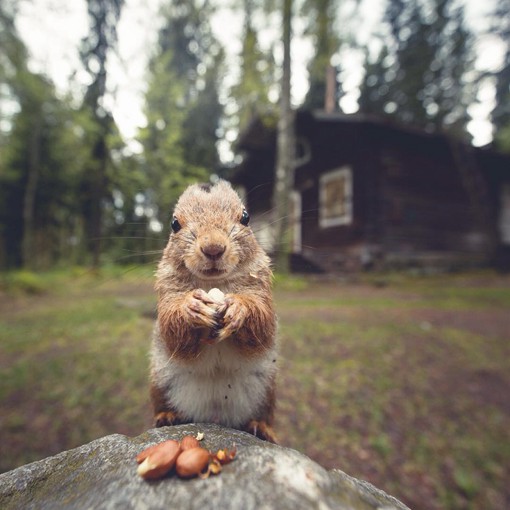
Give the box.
[201,243,226,261]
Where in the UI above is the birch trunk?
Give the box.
[272,0,294,273]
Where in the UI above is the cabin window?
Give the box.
[319,166,353,228]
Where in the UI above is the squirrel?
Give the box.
[150,180,278,443]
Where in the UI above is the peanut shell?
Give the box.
[137,440,181,480]
[180,435,201,450]
[175,447,210,479]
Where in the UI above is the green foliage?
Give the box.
[0,0,226,271]
[0,270,46,294]
[490,0,510,148]
[138,0,223,221]
[358,0,475,138]
[79,0,125,267]
[0,7,89,269]
[301,0,342,110]
[230,3,277,131]
[182,51,225,170]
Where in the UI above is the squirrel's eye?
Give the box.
[171,216,182,233]
[240,209,250,226]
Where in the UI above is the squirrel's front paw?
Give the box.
[184,289,219,329]
[215,295,248,342]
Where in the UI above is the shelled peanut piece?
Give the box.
[136,434,236,481]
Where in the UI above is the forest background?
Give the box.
[1,0,510,270]
[2,3,510,509]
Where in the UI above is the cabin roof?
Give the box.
[235,110,510,180]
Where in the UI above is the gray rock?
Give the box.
[0,424,410,510]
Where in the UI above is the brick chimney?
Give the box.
[324,65,337,113]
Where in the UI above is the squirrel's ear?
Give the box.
[240,209,250,226]
[171,216,182,233]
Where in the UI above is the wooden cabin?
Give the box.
[232,111,510,272]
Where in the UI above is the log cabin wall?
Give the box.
[375,127,488,263]
[233,111,510,272]
[295,116,378,271]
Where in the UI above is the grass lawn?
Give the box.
[1,268,509,510]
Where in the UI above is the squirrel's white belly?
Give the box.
[151,335,277,427]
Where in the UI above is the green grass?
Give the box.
[0,270,48,294]
[0,267,156,469]
[1,268,509,510]
[273,273,510,510]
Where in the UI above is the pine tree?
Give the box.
[0,4,85,268]
[358,0,475,138]
[139,0,223,222]
[490,0,510,150]
[230,0,276,132]
[302,0,342,110]
[79,0,124,266]
[358,46,392,117]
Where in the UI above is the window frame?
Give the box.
[319,166,353,229]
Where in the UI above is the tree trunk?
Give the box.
[87,133,108,269]
[272,0,294,273]
[21,112,42,269]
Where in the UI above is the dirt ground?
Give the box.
[272,274,510,510]
[1,271,509,510]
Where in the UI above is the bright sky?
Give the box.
[15,0,504,151]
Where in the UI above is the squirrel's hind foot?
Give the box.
[154,410,184,428]
[244,420,278,444]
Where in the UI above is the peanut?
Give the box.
[175,447,210,479]
[180,435,201,450]
[208,287,225,304]
[136,439,181,480]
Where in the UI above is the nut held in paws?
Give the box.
[208,287,225,303]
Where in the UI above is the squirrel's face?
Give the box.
[166,181,259,282]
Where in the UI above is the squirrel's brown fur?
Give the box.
[150,180,278,442]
